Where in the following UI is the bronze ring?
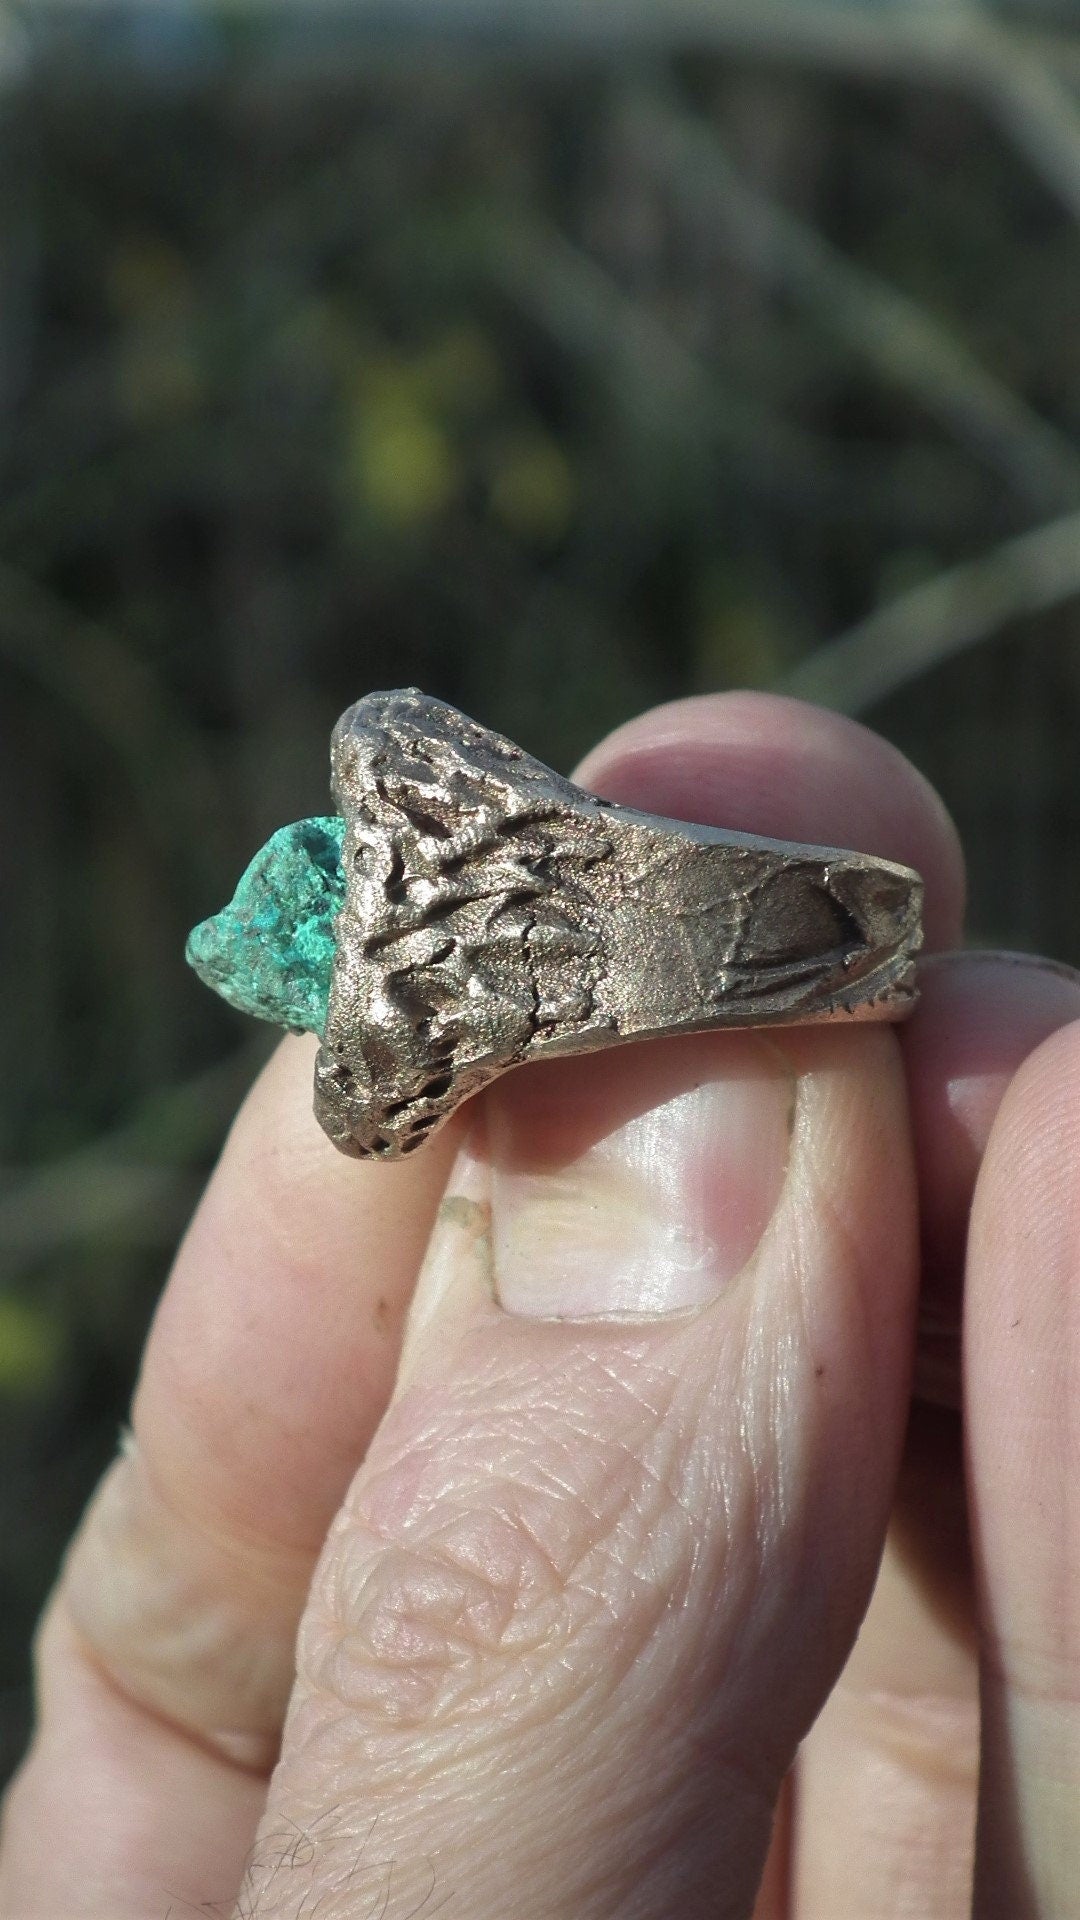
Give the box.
[313,690,922,1159]
[187,688,922,1158]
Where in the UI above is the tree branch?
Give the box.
[785,506,1080,713]
[635,90,1080,513]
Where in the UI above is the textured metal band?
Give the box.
[314,689,923,1159]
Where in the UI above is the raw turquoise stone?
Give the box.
[185,815,346,1036]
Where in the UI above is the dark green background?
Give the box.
[3,3,1080,1782]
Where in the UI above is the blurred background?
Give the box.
[2,0,1080,1782]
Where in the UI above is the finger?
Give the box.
[908,954,1080,1413]
[247,1018,917,1919]
[68,1035,462,1760]
[967,1018,1080,1916]
[0,1037,460,1915]
[792,953,1080,1920]
[0,1601,267,1920]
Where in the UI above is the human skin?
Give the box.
[2,692,1079,1917]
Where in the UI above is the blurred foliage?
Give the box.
[2,7,1080,1781]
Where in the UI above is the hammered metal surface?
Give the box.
[313,690,922,1159]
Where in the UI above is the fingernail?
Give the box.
[484,1033,795,1319]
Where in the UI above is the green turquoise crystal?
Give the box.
[185,815,346,1036]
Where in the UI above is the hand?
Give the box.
[2,694,1077,1920]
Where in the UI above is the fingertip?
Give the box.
[900,952,1080,1409]
[968,1008,1080,1288]
[201,1030,442,1277]
[906,953,1080,1232]
[219,1029,324,1179]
